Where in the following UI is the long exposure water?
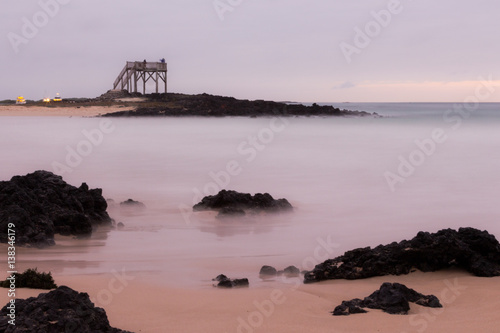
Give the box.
[1,103,499,287]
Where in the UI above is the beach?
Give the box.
[1,103,500,332]
[1,268,499,332]
[0,105,132,117]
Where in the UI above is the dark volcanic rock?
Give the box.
[332,299,368,316]
[101,93,375,118]
[213,274,249,288]
[120,199,146,208]
[216,207,246,219]
[283,266,301,278]
[193,190,293,215]
[304,228,500,283]
[0,268,57,290]
[332,283,442,316]
[259,266,278,277]
[0,286,133,332]
[0,170,112,247]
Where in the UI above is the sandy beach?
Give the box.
[0,105,131,117]
[1,268,499,333]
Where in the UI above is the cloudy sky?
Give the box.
[1,0,499,102]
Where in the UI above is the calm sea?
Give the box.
[1,103,499,287]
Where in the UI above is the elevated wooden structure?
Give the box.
[113,61,167,94]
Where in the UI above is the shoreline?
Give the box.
[0,105,134,117]
[0,92,376,118]
[1,270,498,332]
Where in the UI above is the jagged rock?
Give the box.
[283,266,301,278]
[304,228,500,283]
[95,89,133,101]
[0,286,133,332]
[212,274,249,288]
[0,170,112,247]
[0,268,57,290]
[193,190,293,215]
[332,283,442,315]
[259,266,278,277]
[102,92,375,117]
[332,300,368,316]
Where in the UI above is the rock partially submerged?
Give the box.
[120,199,146,208]
[282,266,301,278]
[193,190,292,217]
[304,228,500,283]
[0,286,133,332]
[332,283,442,315]
[0,170,112,247]
[213,274,249,288]
[259,266,278,277]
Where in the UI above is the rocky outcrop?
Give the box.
[120,199,146,208]
[282,266,301,278]
[0,268,57,290]
[0,171,112,248]
[304,228,500,283]
[0,286,133,332]
[216,207,246,218]
[193,190,293,217]
[95,89,134,101]
[102,93,375,118]
[332,283,442,315]
[213,274,249,288]
[259,266,278,277]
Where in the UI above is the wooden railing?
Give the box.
[113,61,167,92]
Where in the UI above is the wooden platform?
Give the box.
[113,61,167,94]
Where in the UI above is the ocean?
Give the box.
[1,103,499,287]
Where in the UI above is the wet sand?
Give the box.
[0,105,131,117]
[1,269,498,333]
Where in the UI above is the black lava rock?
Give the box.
[216,207,246,219]
[0,268,57,290]
[259,266,278,277]
[283,266,301,278]
[304,228,500,283]
[120,199,146,208]
[0,171,112,248]
[193,190,293,215]
[101,92,375,118]
[332,283,442,316]
[212,274,249,288]
[0,286,133,332]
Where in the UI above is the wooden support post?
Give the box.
[155,71,159,93]
[113,61,167,95]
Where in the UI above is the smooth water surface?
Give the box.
[1,104,499,287]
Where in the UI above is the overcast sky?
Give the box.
[1,0,499,102]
